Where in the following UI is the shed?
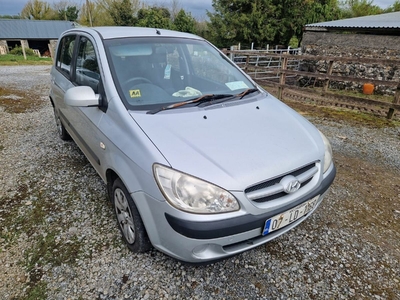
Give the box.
[301,11,400,57]
[0,19,79,57]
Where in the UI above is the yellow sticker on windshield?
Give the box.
[129,89,141,98]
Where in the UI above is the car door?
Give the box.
[51,34,77,120]
[56,33,107,174]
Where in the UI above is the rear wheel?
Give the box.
[112,178,151,253]
[54,108,71,140]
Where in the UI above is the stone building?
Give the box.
[300,11,400,93]
[0,19,78,57]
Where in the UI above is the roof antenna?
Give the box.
[156,29,161,35]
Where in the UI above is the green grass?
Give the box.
[282,98,400,128]
[323,86,395,103]
[24,230,82,272]
[0,177,84,298]
[0,54,53,65]
[24,282,47,300]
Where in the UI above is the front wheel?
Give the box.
[54,108,71,140]
[112,178,151,253]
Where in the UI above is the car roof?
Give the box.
[63,26,202,40]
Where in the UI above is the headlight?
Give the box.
[153,164,240,214]
[319,131,333,173]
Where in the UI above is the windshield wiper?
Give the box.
[147,88,259,115]
[196,88,259,108]
[237,88,259,99]
[197,88,259,107]
[147,93,233,114]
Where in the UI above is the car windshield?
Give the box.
[104,37,256,111]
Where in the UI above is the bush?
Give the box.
[9,46,37,56]
[288,36,299,49]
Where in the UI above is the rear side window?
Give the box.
[56,35,76,77]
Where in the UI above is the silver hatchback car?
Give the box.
[49,27,336,263]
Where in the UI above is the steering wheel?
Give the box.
[123,77,152,88]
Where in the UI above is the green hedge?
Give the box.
[9,46,37,56]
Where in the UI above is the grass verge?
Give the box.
[0,54,53,65]
[283,98,400,128]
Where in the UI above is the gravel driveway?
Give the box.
[1,65,399,299]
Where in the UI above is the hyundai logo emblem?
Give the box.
[280,175,301,194]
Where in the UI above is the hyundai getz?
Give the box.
[49,27,336,263]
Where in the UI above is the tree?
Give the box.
[207,0,342,48]
[170,0,181,20]
[21,0,53,20]
[109,0,136,25]
[173,9,196,33]
[80,1,94,26]
[96,0,140,26]
[303,0,342,24]
[207,0,277,48]
[136,7,172,28]
[392,0,400,11]
[340,0,383,18]
[294,0,342,45]
[384,0,400,12]
[57,5,79,21]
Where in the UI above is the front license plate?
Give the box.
[262,195,319,236]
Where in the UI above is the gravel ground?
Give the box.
[0,65,399,299]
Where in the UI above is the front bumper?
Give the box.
[133,165,336,263]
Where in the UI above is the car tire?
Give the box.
[112,178,152,253]
[54,108,71,140]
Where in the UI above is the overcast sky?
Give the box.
[0,0,396,18]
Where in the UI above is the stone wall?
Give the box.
[300,31,400,94]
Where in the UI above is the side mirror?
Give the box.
[64,86,100,107]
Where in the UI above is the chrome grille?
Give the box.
[245,163,317,203]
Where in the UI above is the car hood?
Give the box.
[130,95,323,191]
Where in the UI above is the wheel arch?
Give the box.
[49,95,55,107]
[106,168,119,201]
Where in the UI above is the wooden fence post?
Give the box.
[324,60,334,92]
[278,56,288,100]
[387,83,400,119]
[244,55,250,72]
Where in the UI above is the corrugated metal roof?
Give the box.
[305,11,400,29]
[0,19,79,39]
